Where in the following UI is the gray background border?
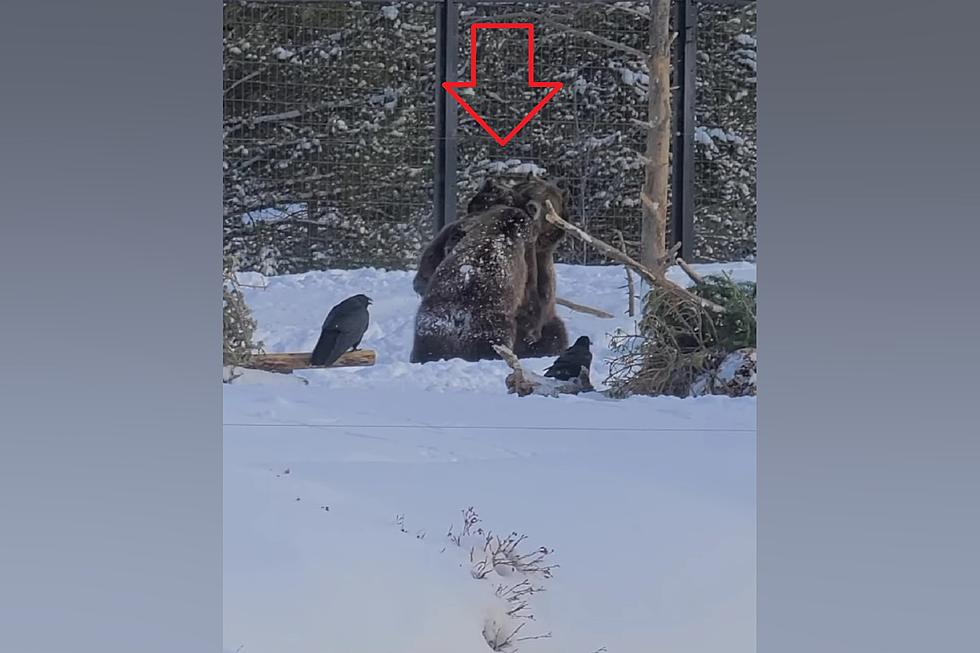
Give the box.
[1,0,978,651]
[760,0,980,650]
[0,1,221,652]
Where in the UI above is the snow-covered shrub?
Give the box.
[691,347,756,397]
[222,255,263,369]
[606,274,756,397]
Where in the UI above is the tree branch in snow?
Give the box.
[555,297,614,319]
[676,256,704,285]
[493,344,593,397]
[542,201,726,313]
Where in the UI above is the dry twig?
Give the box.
[615,230,636,317]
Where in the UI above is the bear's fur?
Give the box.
[411,174,572,362]
[410,204,539,363]
[413,180,522,297]
[413,220,467,297]
[465,177,520,214]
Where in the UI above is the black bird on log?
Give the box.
[310,294,372,366]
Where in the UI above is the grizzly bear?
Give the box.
[410,204,539,363]
[412,179,519,297]
[509,176,571,358]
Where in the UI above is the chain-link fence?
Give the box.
[223,0,756,274]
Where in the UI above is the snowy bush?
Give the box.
[691,347,756,397]
[606,274,757,397]
[222,255,263,369]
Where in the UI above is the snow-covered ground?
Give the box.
[224,262,757,653]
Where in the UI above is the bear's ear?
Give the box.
[525,199,545,222]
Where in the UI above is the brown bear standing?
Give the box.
[410,204,538,363]
[509,176,570,358]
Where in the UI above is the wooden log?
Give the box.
[247,349,376,373]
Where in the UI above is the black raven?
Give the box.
[543,335,593,381]
[310,294,372,366]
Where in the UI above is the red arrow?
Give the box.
[443,23,563,147]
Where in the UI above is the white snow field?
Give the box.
[224,262,757,653]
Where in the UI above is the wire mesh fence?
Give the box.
[223,0,438,274]
[222,0,756,274]
[692,1,757,262]
[451,2,652,265]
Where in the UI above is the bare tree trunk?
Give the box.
[640,0,672,271]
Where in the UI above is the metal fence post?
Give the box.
[433,0,459,231]
[670,0,697,261]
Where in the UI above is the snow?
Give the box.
[240,202,308,226]
[225,262,757,653]
[479,159,550,177]
[272,46,295,61]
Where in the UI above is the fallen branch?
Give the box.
[542,201,725,313]
[675,257,704,285]
[247,349,376,373]
[555,296,614,319]
[492,345,593,397]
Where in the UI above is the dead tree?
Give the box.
[640,0,673,270]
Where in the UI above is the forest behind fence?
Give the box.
[223,0,756,275]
